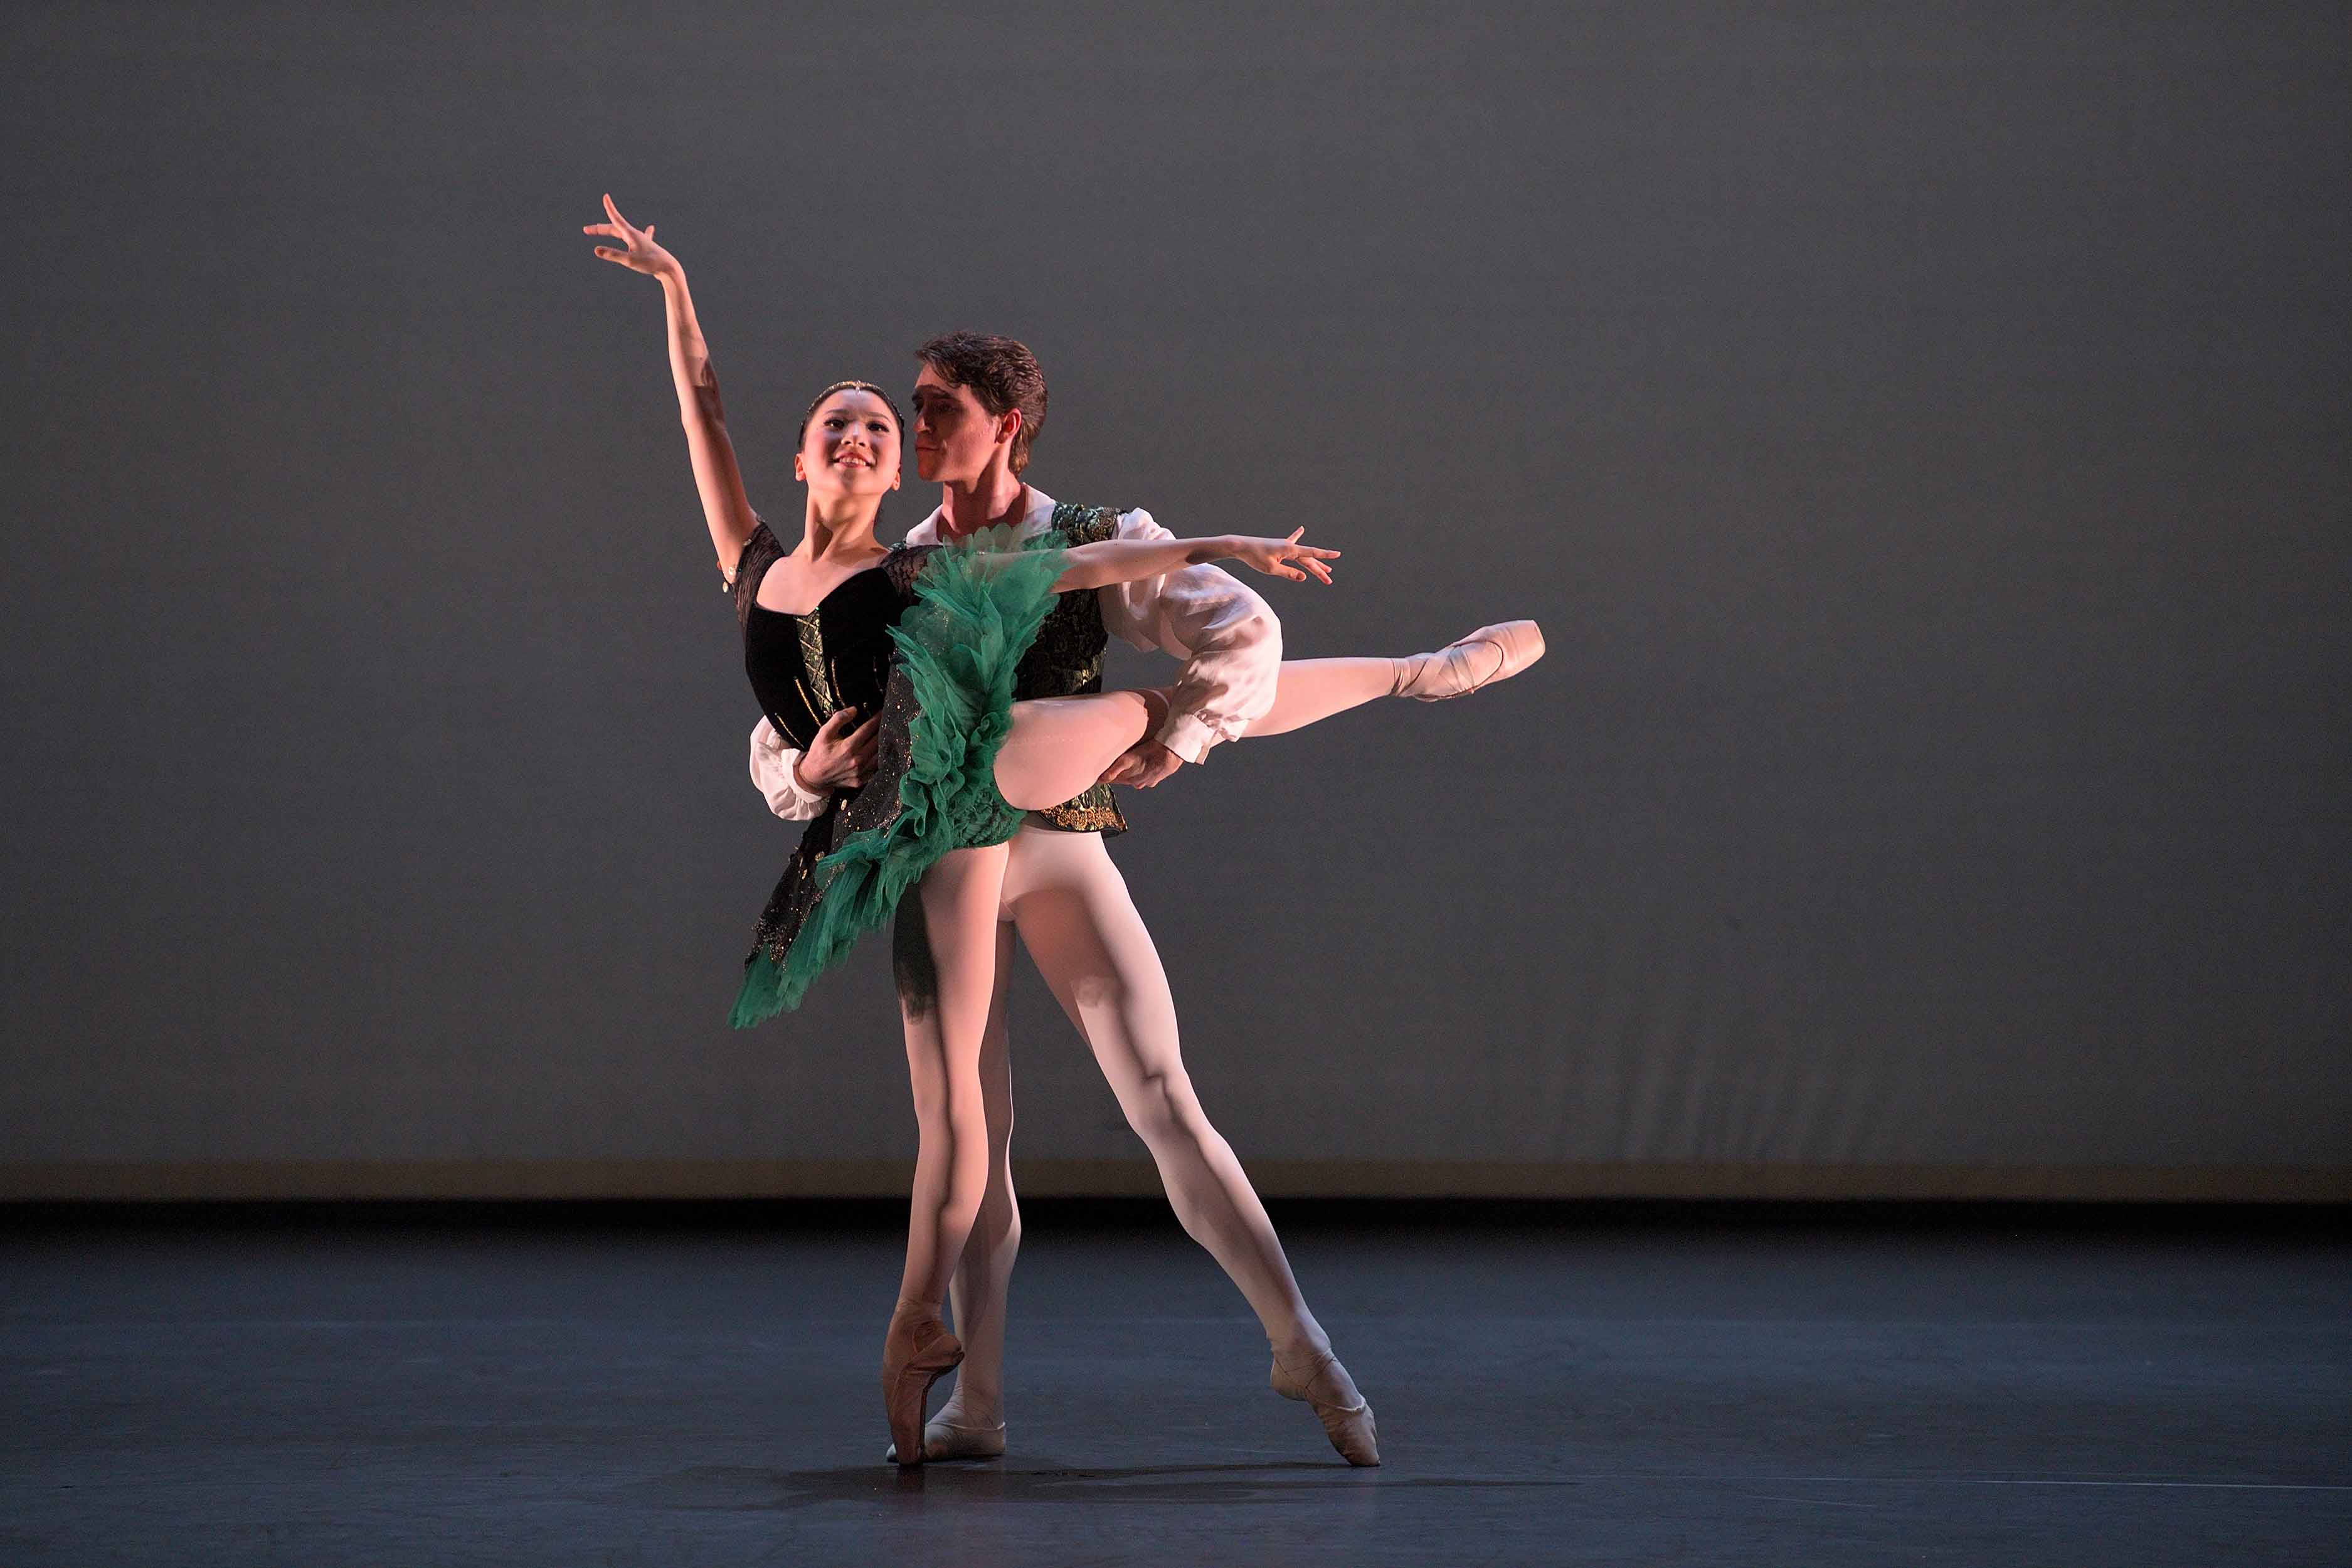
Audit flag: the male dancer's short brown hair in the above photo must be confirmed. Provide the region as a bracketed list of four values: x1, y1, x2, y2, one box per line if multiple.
[918, 332, 1047, 474]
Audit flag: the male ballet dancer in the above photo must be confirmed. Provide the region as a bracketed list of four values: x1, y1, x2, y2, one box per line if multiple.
[752, 333, 1537, 1463]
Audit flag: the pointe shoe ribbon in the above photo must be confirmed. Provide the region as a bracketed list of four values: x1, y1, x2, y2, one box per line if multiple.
[884, 1416, 1009, 1464]
[1394, 620, 1546, 701]
[881, 1308, 965, 1468]
[1270, 1347, 1381, 1466]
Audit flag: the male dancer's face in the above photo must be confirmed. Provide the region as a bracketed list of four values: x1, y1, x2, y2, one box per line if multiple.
[910, 364, 1012, 487]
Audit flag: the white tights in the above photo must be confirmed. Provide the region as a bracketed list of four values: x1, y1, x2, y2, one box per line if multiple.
[990, 654, 1417, 807]
[893, 653, 1423, 1419]
[896, 826, 1338, 1424]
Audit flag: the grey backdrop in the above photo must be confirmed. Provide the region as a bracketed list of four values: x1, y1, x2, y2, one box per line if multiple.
[5, 3, 2346, 1196]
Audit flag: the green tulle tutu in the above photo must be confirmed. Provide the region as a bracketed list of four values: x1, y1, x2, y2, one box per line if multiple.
[729, 527, 1068, 1026]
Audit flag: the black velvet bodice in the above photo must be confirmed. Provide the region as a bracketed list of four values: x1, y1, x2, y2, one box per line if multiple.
[726, 509, 1131, 837]
[732, 522, 932, 750]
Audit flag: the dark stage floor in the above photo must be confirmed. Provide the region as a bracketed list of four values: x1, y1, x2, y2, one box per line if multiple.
[4, 1201, 2347, 1566]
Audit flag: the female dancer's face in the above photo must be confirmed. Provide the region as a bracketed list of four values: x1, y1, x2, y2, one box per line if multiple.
[793, 388, 903, 501]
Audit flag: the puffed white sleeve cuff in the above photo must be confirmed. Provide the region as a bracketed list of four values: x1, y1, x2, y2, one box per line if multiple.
[748, 716, 830, 820]
[1098, 507, 1283, 758]
[1157, 711, 1225, 765]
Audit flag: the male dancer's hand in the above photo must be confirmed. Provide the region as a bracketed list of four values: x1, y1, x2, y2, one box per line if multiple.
[796, 707, 879, 792]
[1100, 740, 1184, 788]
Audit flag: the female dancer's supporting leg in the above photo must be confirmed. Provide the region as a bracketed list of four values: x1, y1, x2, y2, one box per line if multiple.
[885, 682, 1172, 1462]
[884, 916, 1019, 1463]
[882, 840, 1010, 1463]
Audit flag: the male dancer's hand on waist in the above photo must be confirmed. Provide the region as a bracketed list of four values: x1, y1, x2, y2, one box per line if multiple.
[797, 706, 880, 793]
[1100, 740, 1185, 789]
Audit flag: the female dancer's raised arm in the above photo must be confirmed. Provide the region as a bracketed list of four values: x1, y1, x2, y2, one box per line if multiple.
[584, 194, 758, 576]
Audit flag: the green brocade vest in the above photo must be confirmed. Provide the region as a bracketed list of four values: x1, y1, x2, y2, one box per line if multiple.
[1017, 503, 1130, 836]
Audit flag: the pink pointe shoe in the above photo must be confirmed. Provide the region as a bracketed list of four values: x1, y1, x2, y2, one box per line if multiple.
[881, 1304, 965, 1468]
[1270, 1345, 1380, 1466]
[1393, 621, 1546, 701]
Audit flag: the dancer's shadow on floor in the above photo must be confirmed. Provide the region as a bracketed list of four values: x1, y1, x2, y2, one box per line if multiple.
[650, 1461, 1383, 1510]
[650, 1462, 1576, 1512]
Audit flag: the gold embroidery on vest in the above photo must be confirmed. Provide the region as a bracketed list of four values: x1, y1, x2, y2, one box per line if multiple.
[1019, 506, 1132, 835]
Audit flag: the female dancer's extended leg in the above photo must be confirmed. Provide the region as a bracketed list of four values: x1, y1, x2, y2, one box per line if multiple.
[1245, 659, 1406, 736]
[989, 615, 1545, 808]
[993, 689, 1166, 810]
[1245, 622, 1547, 737]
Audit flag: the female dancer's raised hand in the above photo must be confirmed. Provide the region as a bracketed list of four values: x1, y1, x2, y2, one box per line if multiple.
[1227, 529, 1338, 585]
[583, 193, 680, 280]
